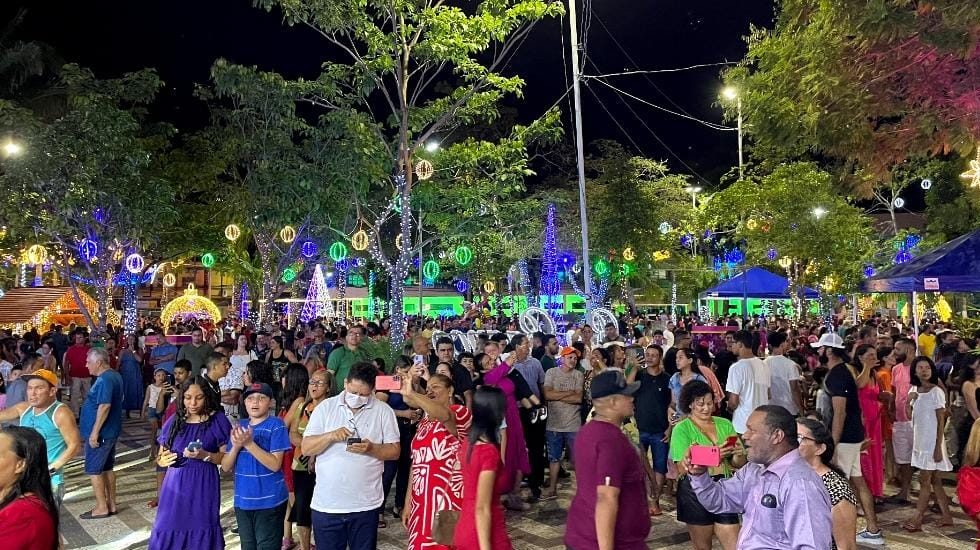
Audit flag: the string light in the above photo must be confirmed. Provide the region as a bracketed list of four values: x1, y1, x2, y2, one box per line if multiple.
[329, 242, 348, 262]
[280, 225, 297, 243]
[201, 253, 215, 268]
[622, 247, 636, 261]
[225, 224, 241, 241]
[367, 271, 376, 320]
[160, 283, 222, 328]
[539, 203, 560, 313]
[123, 273, 138, 334]
[239, 281, 250, 319]
[302, 240, 319, 258]
[422, 260, 440, 280]
[415, 159, 434, 181]
[26, 245, 47, 265]
[351, 230, 369, 251]
[454, 245, 473, 266]
[395, 234, 403, 250]
[300, 264, 335, 322]
[78, 239, 98, 262]
[125, 253, 145, 274]
[162, 273, 176, 287]
[961, 146, 980, 188]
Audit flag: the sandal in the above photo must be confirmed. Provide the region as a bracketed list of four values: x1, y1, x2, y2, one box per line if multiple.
[902, 521, 922, 533]
[648, 505, 663, 516]
[146, 500, 158, 508]
[378, 517, 388, 529]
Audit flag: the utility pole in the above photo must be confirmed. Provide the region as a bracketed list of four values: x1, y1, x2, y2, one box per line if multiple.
[568, 0, 593, 302]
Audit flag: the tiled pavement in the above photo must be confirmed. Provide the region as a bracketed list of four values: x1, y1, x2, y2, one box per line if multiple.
[61, 418, 979, 549]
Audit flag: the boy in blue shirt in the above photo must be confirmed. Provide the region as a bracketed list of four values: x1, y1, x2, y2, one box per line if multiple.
[221, 382, 291, 550]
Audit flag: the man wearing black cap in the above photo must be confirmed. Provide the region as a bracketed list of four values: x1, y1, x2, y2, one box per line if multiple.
[565, 370, 650, 550]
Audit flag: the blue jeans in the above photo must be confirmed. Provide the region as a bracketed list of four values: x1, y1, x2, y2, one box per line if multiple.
[639, 431, 669, 474]
[312, 509, 379, 550]
[235, 501, 287, 550]
[545, 430, 577, 463]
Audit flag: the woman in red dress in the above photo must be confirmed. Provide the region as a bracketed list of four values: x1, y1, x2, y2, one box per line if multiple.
[958, 417, 980, 549]
[455, 386, 512, 550]
[0, 426, 59, 550]
[401, 373, 472, 550]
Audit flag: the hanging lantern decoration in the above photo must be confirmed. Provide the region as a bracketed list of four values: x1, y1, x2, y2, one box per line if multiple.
[571, 262, 582, 274]
[301, 240, 319, 259]
[0, 226, 7, 240]
[680, 234, 693, 248]
[746, 219, 758, 230]
[455, 279, 469, 294]
[422, 260, 440, 280]
[224, 224, 241, 241]
[281, 267, 297, 283]
[395, 234, 404, 251]
[162, 273, 177, 287]
[415, 159, 434, 181]
[893, 197, 905, 208]
[961, 146, 980, 188]
[93, 208, 107, 224]
[594, 259, 611, 276]
[483, 280, 496, 293]
[622, 247, 636, 261]
[279, 225, 297, 243]
[329, 241, 348, 262]
[920, 179, 932, 190]
[766, 247, 778, 261]
[125, 253, 145, 274]
[619, 263, 634, 277]
[761, 221, 771, 232]
[201, 253, 216, 268]
[658, 222, 672, 235]
[454, 245, 473, 266]
[351, 230, 369, 251]
[778, 256, 793, 269]
[653, 250, 671, 261]
[26, 245, 48, 265]
[863, 265, 876, 278]
[78, 239, 98, 262]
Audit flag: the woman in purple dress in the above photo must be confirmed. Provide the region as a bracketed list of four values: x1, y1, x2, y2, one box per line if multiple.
[150, 376, 231, 550]
[482, 344, 531, 511]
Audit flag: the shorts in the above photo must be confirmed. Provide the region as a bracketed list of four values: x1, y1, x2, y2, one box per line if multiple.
[676, 475, 740, 526]
[147, 407, 161, 422]
[53, 482, 64, 509]
[639, 431, 670, 475]
[892, 421, 913, 465]
[84, 438, 118, 475]
[545, 431, 576, 463]
[834, 441, 863, 478]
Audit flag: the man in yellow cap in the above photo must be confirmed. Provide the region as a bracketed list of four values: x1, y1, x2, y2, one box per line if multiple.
[0, 368, 82, 507]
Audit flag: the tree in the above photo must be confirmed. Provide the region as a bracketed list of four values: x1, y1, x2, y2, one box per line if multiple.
[250, 0, 564, 348]
[725, 0, 980, 192]
[0, 64, 176, 330]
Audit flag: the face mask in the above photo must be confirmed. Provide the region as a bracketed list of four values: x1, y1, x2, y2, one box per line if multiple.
[345, 392, 369, 409]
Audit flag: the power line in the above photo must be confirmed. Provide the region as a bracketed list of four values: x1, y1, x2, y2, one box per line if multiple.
[591, 77, 736, 131]
[588, 61, 737, 78]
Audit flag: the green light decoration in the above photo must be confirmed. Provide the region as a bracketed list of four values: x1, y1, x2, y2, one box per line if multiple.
[422, 259, 440, 280]
[281, 267, 297, 283]
[619, 262, 634, 277]
[392, 193, 402, 214]
[329, 242, 348, 262]
[454, 245, 473, 266]
[201, 253, 215, 268]
[594, 259, 610, 276]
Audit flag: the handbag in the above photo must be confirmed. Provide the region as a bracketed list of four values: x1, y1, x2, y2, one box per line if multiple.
[431, 508, 460, 545]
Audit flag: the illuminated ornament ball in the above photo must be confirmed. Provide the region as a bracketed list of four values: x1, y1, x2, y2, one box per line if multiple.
[395, 234, 404, 251]
[161, 283, 222, 328]
[279, 225, 297, 243]
[415, 159, 434, 181]
[863, 265, 876, 278]
[778, 257, 793, 269]
[281, 268, 297, 283]
[455, 279, 469, 294]
[162, 273, 177, 287]
[93, 208, 107, 224]
[201, 253, 216, 269]
[658, 222, 672, 235]
[746, 219, 758, 230]
[920, 179, 932, 190]
[78, 239, 98, 262]
[680, 234, 693, 248]
[571, 262, 582, 274]
[301, 240, 319, 259]
[224, 224, 241, 241]
[594, 259, 611, 276]
[622, 247, 636, 261]
[893, 197, 905, 208]
[125, 253, 145, 274]
[422, 260, 440, 280]
[766, 248, 778, 261]
[351, 230, 369, 251]
[653, 250, 671, 261]
[619, 263, 634, 277]
[0, 226, 6, 240]
[26, 244, 47, 265]
[483, 280, 496, 293]
[454, 245, 473, 266]
[329, 242, 347, 262]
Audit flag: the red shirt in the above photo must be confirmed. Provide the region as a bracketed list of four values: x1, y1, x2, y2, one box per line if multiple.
[0, 494, 57, 550]
[65, 344, 91, 378]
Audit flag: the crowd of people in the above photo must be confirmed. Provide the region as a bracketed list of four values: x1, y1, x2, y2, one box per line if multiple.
[0, 311, 979, 549]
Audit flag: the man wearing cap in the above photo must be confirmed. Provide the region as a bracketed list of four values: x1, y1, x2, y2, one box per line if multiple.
[565, 370, 650, 550]
[0, 367, 81, 506]
[79, 347, 125, 519]
[542, 346, 584, 500]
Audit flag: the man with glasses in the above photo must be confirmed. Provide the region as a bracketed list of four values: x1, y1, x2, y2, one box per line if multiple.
[685, 405, 832, 550]
[327, 327, 371, 395]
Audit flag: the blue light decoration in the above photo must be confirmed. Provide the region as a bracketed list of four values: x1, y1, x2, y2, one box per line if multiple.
[353, 257, 366, 268]
[78, 239, 98, 262]
[455, 279, 470, 294]
[766, 247, 778, 261]
[412, 256, 420, 269]
[904, 233, 922, 250]
[539, 203, 560, 313]
[894, 250, 913, 264]
[680, 234, 693, 248]
[367, 271, 376, 320]
[703, 229, 713, 239]
[863, 265, 876, 278]
[658, 222, 672, 235]
[93, 208, 107, 224]
[239, 282, 250, 319]
[301, 240, 318, 258]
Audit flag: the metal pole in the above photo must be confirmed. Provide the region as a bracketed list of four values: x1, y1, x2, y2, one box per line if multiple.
[911, 291, 920, 344]
[418, 206, 424, 318]
[568, 0, 592, 302]
[736, 97, 744, 180]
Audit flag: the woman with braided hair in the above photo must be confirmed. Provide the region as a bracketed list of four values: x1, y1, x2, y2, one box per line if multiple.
[149, 376, 231, 550]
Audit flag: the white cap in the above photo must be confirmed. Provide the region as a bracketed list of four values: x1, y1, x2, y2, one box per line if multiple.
[810, 332, 845, 349]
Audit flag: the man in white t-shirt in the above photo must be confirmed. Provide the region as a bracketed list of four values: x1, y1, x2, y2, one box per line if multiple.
[764, 331, 803, 416]
[301, 362, 399, 550]
[725, 330, 771, 433]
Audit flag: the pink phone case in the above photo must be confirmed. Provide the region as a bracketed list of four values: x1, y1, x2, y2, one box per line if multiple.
[375, 375, 401, 391]
[690, 445, 721, 468]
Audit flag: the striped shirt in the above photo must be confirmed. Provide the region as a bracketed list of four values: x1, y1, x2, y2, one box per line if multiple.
[227, 415, 291, 510]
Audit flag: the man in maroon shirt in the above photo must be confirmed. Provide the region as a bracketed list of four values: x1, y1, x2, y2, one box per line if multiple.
[63, 331, 91, 418]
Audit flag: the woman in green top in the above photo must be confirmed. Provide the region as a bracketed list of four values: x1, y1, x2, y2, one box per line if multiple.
[669, 380, 745, 550]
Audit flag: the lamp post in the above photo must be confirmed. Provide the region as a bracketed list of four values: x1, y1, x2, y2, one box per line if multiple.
[684, 185, 702, 208]
[2, 140, 23, 157]
[721, 87, 744, 180]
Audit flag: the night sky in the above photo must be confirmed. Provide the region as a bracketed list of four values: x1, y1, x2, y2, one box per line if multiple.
[4, 0, 775, 186]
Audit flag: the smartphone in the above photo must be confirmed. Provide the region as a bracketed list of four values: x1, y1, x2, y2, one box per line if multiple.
[412, 354, 426, 366]
[724, 435, 740, 448]
[690, 445, 721, 468]
[186, 440, 203, 453]
[376, 375, 401, 391]
[346, 437, 362, 447]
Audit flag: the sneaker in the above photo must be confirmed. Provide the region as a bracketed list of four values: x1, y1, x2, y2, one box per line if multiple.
[856, 529, 885, 545]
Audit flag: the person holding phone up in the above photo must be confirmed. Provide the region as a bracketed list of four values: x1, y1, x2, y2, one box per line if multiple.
[669, 381, 743, 550]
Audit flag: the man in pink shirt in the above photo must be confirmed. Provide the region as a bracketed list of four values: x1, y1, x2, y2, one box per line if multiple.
[889, 338, 916, 503]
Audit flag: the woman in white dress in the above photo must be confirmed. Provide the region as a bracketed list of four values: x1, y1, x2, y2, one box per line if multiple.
[902, 355, 954, 531]
[221, 334, 255, 422]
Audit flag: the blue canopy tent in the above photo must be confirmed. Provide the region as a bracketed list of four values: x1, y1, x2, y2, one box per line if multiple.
[863, 229, 980, 293]
[700, 267, 818, 318]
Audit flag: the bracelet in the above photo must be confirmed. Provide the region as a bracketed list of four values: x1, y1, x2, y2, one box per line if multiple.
[203, 452, 212, 463]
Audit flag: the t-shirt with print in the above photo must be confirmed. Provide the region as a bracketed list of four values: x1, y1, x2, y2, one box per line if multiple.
[725, 356, 771, 433]
[544, 367, 584, 433]
[669, 416, 739, 477]
[824, 364, 865, 444]
[766, 355, 802, 416]
[227, 415, 291, 510]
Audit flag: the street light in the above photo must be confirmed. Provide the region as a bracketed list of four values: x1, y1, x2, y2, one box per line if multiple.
[2, 141, 22, 157]
[720, 86, 744, 180]
[812, 206, 828, 219]
[425, 141, 440, 153]
[684, 185, 703, 208]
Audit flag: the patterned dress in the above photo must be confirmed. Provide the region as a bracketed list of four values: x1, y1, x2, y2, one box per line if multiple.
[407, 404, 473, 550]
[821, 469, 858, 550]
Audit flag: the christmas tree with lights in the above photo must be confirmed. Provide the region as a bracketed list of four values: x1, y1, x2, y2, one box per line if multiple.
[539, 203, 560, 313]
[300, 264, 335, 322]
